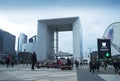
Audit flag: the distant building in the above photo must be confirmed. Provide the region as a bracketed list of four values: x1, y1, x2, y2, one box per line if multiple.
[22, 35, 36, 53]
[22, 43, 36, 53]
[17, 33, 27, 52]
[0, 29, 16, 60]
[17, 35, 36, 62]
[29, 35, 36, 43]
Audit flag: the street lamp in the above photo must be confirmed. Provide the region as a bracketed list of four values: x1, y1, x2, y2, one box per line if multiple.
[89, 48, 92, 61]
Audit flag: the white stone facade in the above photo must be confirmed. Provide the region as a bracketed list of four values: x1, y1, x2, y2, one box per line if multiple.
[36, 17, 83, 61]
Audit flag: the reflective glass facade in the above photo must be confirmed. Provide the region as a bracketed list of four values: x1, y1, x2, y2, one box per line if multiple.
[17, 33, 27, 52]
[0, 29, 15, 59]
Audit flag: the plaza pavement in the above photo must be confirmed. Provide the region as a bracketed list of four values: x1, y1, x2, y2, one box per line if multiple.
[78, 65, 120, 81]
[0, 64, 77, 81]
[0, 64, 120, 81]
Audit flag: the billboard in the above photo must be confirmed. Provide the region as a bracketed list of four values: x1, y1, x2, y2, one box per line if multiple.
[97, 39, 111, 59]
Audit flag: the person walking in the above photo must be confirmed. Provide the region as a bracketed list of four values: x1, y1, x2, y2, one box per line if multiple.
[6, 55, 11, 68]
[118, 61, 120, 75]
[75, 60, 79, 68]
[95, 61, 100, 72]
[66, 58, 72, 66]
[113, 60, 118, 73]
[31, 52, 37, 70]
[89, 61, 95, 72]
[11, 58, 15, 68]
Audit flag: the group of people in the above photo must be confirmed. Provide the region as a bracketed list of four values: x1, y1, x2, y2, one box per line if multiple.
[5, 52, 120, 74]
[89, 60, 120, 74]
[4, 52, 37, 70]
[113, 60, 120, 74]
[74, 60, 101, 72]
[4, 52, 73, 70]
[89, 61, 101, 72]
[30, 50, 120, 75]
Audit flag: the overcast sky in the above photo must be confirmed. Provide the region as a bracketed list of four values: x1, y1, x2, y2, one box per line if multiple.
[0, 0, 120, 57]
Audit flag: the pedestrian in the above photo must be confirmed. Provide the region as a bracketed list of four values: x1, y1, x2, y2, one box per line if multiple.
[66, 58, 72, 66]
[89, 61, 95, 72]
[75, 60, 79, 68]
[113, 60, 118, 73]
[31, 52, 37, 70]
[95, 61, 100, 72]
[11, 58, 15, 68]
[104, 62, 107, 70]
[117, 61, 120, 75]
[5, 55, 11, 68]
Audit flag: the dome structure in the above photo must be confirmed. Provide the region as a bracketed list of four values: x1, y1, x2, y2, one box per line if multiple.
[102, 22, 120, 56]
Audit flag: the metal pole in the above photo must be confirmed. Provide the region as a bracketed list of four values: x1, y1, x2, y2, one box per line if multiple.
[89, 48, 91, 61]
[56, 28, 58, 54]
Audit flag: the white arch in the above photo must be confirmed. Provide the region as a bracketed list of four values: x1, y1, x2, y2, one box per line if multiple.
[36, 17, 83, 61]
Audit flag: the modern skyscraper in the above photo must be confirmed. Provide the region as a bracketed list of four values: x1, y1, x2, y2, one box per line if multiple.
[22, 35, 36, 53]
[17, 33, 27, 52]
[0, 29, 16, 60]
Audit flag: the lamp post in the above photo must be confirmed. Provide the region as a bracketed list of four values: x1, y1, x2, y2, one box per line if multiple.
[89, 48, 92, 61]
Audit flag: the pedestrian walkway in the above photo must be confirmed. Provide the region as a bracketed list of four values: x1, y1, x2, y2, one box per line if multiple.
[76, 68, 105, 81]
[79, 65, 115, 74]
[0, 64, 77, 81]
[0, 64, 120, 81]
[77, 65, 120, 81]
[98, 74, 120, 81]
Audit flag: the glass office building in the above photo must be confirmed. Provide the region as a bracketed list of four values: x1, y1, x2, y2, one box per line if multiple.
[17, 33, 27, 52]
[22, 35, 36, 53]
[0, 29, 16, 60]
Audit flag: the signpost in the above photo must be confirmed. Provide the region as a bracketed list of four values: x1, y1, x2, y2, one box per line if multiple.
[97, 39, 111, 59]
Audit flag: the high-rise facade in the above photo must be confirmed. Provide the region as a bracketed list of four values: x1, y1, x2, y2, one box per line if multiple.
[17, 33, 27, 52]
[0, 29, 16, 60]
[29, 35, 36, 43]
[22, 35, 36, 53]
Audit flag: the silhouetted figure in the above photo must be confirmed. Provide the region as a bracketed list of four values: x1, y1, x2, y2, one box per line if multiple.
[89, 61, 95, 72]
[11, 58, 15, 68]
[95, 61, 100, 72]
[6, 55, 11, 68]
[75, 60, 79, 68]
[104, 62, 107, 70]
[31, 52, 37, 70]
[66, 58, 72, 66]
[113, 60, 119, 73]
[118, 61, 120, 75]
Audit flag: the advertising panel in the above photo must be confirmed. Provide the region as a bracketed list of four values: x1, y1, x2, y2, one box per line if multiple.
[97, 39, 111, 59]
